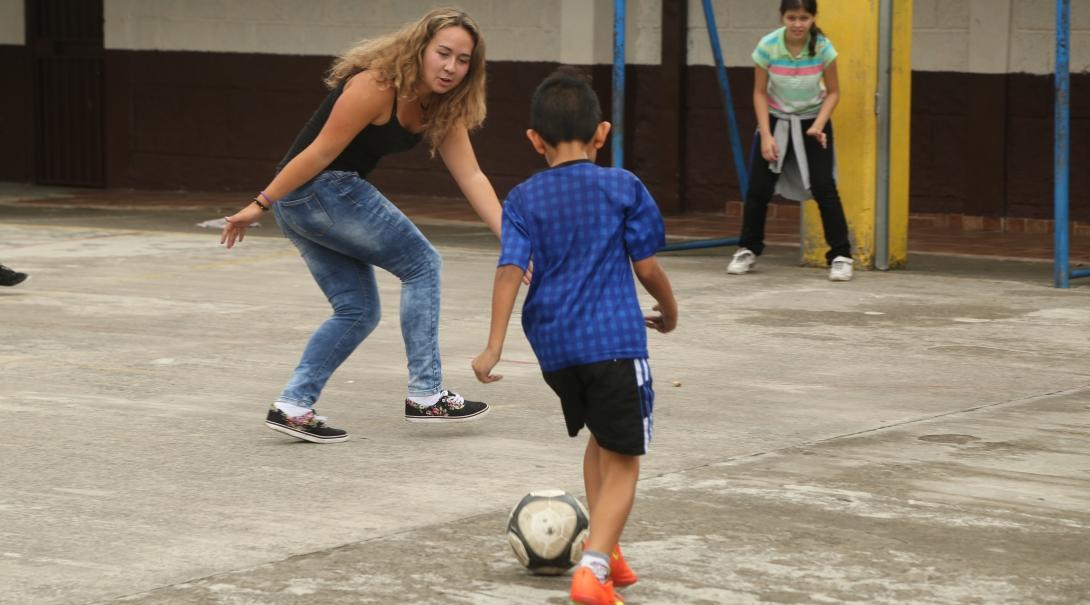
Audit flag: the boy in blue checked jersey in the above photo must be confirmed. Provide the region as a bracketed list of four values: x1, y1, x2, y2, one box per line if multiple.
[472, 69, 677, 605]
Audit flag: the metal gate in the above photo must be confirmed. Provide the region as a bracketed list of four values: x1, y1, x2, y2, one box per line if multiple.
[28, 0, 106, 187]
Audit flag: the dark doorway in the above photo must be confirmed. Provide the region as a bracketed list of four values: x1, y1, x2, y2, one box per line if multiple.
[27, 0, 106, 187]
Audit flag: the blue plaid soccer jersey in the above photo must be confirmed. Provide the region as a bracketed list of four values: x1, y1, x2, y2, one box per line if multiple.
[498, 159, 665, 372]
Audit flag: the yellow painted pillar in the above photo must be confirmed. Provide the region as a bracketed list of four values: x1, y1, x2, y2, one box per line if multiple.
[887, 0, 913, 268]
[799, 0, 911, 268]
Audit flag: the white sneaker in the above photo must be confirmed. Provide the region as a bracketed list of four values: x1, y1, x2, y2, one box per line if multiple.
[726, 248, 756, 275]
[829, 256, 853, 281]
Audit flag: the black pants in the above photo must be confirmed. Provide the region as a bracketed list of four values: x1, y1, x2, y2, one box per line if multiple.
[739, 117, 851, 264]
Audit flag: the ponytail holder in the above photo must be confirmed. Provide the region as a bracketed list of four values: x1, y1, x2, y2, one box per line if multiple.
[258, 191, 275, 205]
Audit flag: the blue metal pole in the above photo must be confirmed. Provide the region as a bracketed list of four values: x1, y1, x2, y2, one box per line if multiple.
[612, 0, 625, 168]
[1054, 0, 1070, 288]
[702, 0, 748, 198]
[659, 1, 747, 254]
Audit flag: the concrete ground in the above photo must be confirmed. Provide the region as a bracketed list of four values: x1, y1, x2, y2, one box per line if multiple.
[0, 187, 1088, 605]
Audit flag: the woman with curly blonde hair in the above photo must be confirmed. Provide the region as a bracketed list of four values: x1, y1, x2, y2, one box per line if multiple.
[220, 7, 502, 443]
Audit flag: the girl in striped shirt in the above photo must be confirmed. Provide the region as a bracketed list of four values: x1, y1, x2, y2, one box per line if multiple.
[727, 0, 854, 281]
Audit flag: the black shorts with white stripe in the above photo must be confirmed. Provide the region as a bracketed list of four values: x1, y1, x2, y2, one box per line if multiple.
[542, 358, 654, 456]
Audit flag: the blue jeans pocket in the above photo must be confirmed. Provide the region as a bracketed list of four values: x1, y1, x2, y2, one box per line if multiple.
[279, 192, 334, 238]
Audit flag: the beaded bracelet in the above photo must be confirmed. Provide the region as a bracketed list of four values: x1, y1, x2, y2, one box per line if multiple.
[252, 197, 270, 212]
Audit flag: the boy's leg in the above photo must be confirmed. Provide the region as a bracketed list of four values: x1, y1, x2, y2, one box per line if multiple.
[583, 435, 603, 511]
[582, 358, 652, 554]
[583, 436, 639, 588]
[573, 437, 640, 603]
[549, 360, 648, 602]
[585, 438, 640, 554]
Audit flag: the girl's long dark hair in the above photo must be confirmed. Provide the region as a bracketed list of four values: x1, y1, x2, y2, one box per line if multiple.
[780, 0, 823, 57]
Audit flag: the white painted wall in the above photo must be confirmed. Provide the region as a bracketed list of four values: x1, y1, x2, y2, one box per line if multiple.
[103, 0, 665, 64]
[967, 0, 1011, 74]
[912, 0, 1089, 74]
[912, 0, 972, 72]
[1008, 0, 1090, 74]
[686, 0, 783, 69]
[98, 0, 1090, 74]
[105, 0, 552, 59]
[626, 0, 664, 65]
[0, 0, 23, 45]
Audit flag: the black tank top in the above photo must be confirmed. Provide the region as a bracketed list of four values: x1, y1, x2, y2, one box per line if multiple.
[277, 76, 423, 178]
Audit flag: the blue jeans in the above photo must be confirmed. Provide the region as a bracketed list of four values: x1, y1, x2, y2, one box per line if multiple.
[273, 170, 444, 407]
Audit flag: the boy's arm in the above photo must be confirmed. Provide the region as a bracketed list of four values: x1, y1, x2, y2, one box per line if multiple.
[633, 256, 678, 333]
[472, 265, 526, 382]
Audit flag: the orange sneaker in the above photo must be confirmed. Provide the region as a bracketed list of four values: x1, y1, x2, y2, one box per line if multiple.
[609, 544, 638, 587]
[570, 567, 624, 605]
[582, 542, 639, 588]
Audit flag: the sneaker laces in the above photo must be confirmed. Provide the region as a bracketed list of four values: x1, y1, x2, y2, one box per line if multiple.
[439, 390, 465, 409]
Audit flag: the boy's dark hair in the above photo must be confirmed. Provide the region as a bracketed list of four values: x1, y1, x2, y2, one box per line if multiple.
[530, 68, 602, 146]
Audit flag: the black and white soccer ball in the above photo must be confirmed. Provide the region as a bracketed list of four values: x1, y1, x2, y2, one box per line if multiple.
[506, 489, 590, 575]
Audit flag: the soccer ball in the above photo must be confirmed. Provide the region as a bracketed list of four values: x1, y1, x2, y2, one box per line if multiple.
[506, 489, 590, 575]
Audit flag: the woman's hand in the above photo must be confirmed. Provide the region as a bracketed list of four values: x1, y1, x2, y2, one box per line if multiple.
[220, 203, 265, 249]
[760, 134, 779, 162]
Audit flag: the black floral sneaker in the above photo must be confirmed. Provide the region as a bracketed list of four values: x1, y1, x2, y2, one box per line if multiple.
[404, 390, 490, 423]
[265, 405, 348, 443]
[0, 265, 28, 287]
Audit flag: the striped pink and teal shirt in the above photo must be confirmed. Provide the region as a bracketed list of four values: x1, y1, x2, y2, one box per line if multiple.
[752, 27, 838, 118]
